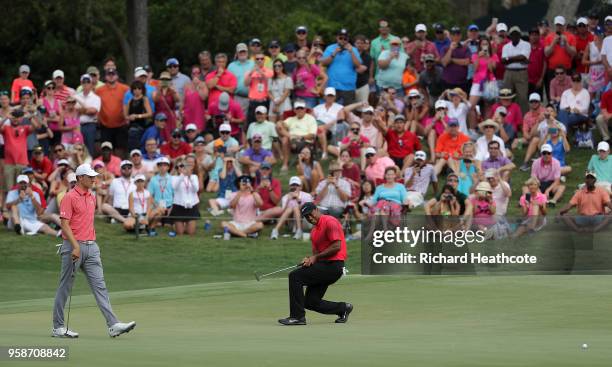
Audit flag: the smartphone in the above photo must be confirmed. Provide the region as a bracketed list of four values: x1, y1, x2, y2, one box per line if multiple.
[525, 193, 531, 203]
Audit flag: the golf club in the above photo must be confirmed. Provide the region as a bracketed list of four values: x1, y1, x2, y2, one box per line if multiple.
[254, 263, 303, 281]
[65, 260, 77, 337]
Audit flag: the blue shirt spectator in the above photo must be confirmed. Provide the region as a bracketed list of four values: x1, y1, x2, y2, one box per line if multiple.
[148, 172, 174, 209]
[322, 41, 362, 91]
[6, 189, 41, 221]
[228, 54, 254, 98]
[371, 183, 407, 205]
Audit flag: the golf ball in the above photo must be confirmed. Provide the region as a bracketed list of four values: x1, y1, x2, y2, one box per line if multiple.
[581, 343, 588, 350]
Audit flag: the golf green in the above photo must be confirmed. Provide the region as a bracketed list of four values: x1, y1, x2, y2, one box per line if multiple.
[1, 275, 611, 366]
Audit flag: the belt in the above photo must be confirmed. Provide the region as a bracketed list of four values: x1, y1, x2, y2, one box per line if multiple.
[78, 240, 96, 245]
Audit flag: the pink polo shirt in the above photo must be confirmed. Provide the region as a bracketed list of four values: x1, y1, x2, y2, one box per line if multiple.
[365, 156, 395, 182]
[60, 185, 97, 241]
[531, 157, 561, 182]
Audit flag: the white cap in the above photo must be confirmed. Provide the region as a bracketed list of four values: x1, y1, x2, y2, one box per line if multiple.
[365, 147, 377, 156]
[57, 159, 70, 166]
[120, 160, 133, 167]
[434, 100, 448, 109]
[606, 15, 612, 23]
[576, 17, 588, 25]
[408, 89, 421, 98]
[75, 163, 99, 177]
[289, 176, 302, 186]
[255, 105, 268, 114]
[134, 67, 148, 78]
[484, 168, 497, 179]
[415, 23, 427, 33]
[185, 123, 197, 131]
[80, 74, 92, 82]
[554, 15, 566, 26]
[540, 144, 553, 153]
[528, 93, 541, 102]
[361, 106, 374, 113]
[19, 64, 30, 73]
[52, 69, 64, 79]
[495, 106, 508, 115]
[414, 150, 427, 160]
[157, 156, 171, 165]
[16, 175, 29, 183]
[219, 123, 232, 132]
[324, 87, 336, 96]
[496, 23, 508, 32]
[294, 100, 306, 109]
[130, 149, 142, 156]
[101, 141, 113, 150]
[67, 172, 77, 183]
[597, 141, 610, 151]
[134, 174, 146, 182]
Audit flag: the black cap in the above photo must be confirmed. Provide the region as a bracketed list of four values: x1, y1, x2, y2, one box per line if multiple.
[268, 40, 281, 48]
[300, 202, 318, 218]
[284, 43, 297, 52]
[450, 26, 461, 34]
[538, 19, 549, 26]
[433, 23, 445, 32]
[337, 28, 349, 36]
[171, 128, 182, 137]
[236, 175, 252, 186]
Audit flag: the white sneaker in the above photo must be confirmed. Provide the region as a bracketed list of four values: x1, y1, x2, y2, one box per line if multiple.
[210, 209, 224, 217]
[293, 229, 303, 240]
[270, 228, 279, 240]
[52, 327, 79, 338]
[223, 232, 231, 240]
[560, 175, 567, 183]
[108, 321, 136, 338]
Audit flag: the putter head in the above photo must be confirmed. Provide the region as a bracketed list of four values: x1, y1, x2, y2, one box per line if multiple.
[254, 271, 261, 282]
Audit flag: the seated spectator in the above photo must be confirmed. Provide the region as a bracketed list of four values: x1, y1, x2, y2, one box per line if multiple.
[205, 141, 226, 193]
[433, 118, 470, 175]
[374, 114, 420, 170]
[378, 87, 405, 116]
[130, 149, 148, 177]
[404, 89, 430, 131]
[528, 144, 565, 207]
[254, 162, 283, 221]
[484, 168, 512, 219]
[161, 128, 193, 161]
[193, 136, 214, 182]
[19, 167, 50, 222]
[238, 133, 275, 175]
[404, 150, 438, 208]
[426, 184, 462, 216]
[520, 104, 566, 171]
[183, 124, 200, 144]
[557, 73, 590, 130]
[92, 161, 114, 211]
[559, 171, 612, 232]
[541, 125, 571, 177]
[313, 87, 345, 158]
[587, 142, 612, 193]
[549, 66, 571, 105]
[221, 175, 264, 239]
[327, 121, 370, 167]
[6, 175, 60, 236]
[206, 123, 240, 157]
[270, 176, 313, 240]
[168, 160, 200, 236]
[140, 112, 167, 152]
[475, 119, 508, 161]
[96, 141, 121, 177]
[364, 147, 395, 183]
[292, 49, 324, 108]
[489, 89, 522, 143]
[424, 172, 472, 217]
[128, 174, 159, 236]
[296, 146, 323, 194]
[29, 145, 53, 191]
[208, 156, 242, 216]
[516, 93, 545, 149]
[401, 58, 419, 96]
[513, 177, 547, 238]
[147, 157, 174, 229]
[339, 149, 361, 203]
[344, 103, 384, 153]
[481, 140, 515, 182]
[596, 88, 612, 143]
[355, 180, 375, 221]
[452, 141, 480, 196]
[101, 160, 137, 230]
[46, 165, 73, 215]
[246, 106, 279, 156]
[315, 162, 351, 218]
[470, 181, 496, 232]
[277, 100, 317, 171]
[368, 166, 408, 221]
[69, 143, 92, 168]
[142, 138, 163, 175]
[207, 92, 246, 142]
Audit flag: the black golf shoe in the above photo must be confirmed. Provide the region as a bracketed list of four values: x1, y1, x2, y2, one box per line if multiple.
[335, 303, 353, 323]
[278, 317, 306, 326]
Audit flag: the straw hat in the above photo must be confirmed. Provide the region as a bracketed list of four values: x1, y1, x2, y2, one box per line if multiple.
[478, 119, 500, 133]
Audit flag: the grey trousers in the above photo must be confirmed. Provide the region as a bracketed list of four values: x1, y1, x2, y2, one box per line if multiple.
[503, 69, 529, 113]
[53, 240, 119, 328]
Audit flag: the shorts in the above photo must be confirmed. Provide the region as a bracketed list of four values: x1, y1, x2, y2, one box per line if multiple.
[115, 208, 130, 217]
[229, 220, 256, 232]
[216, 197, 231, 209]
[520, 216, 547, 232]
[21, 218, 45, 235]
[539, 181, 554, 195]
[574, 215, 606, 227]
[168, 204, 200, 222]
[390, 156, 405, 168]
[469, 83, 482, 97]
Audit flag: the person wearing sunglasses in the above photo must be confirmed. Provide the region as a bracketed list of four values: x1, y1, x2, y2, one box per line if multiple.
[295, 25, 309, 51]
[548, 66, 571, 105]
[266, 40, 287, 69]
[160, 128, 193, 161]
[292, 49, 325, 108]
[557, 73, 591, 133]
[165, 57, 190, 98]
[320, 28, 363, 106]
[11, 64, 35, 105]
[205, 53, 238, 112]
[1, 109, 41, 190]
[268, 60, 293, 122]
[228, 43, 255, 116]
[528, 144, 566, 207]
[245, 52, 273, 125]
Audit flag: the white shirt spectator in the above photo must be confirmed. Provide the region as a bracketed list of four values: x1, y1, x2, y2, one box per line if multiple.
[74, 90, 101, 124]
[131, 188, 151, 215]
[313, 102, 343, 127]
[447, 102, 471, 134]
[536, 119, 567, 139]
[475, 135, 507, 161]
[171, 174, 199, 208]
[560, 88, 590, 116]
[315, 178, 351, 208]
[109, 177, 136, 209]
[491, 180, 511, 216]
[501, 40, 531, 69]
[404, 164, 437, 194]
[601, 35, 612, 65]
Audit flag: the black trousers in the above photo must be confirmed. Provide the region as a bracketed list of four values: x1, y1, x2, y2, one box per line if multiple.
[289, 261, 345, 319]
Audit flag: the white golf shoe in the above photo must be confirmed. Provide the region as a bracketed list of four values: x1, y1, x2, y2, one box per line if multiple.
[52, 327, 79, 338]
[108, 321, 136, 337]
[270, 228, 279, 240]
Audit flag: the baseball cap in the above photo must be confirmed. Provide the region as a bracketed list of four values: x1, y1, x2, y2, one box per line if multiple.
[166, 57, 180, 66]
[415, 151, 427, 160]
[423, 53, 435, 62]
[19, 65, 30, 73]
[194, 136, 206, 144]
[433, 23, 444, 32]
[300, 202, 318, 217]
[20, 86, 33, 95]
[393, 114, 406, 122]
[134, 174, 146, 182]
[337, 28, 349, 36]
[120, 160, 133, 168]
[218, 92, 230, 111]
[219, 123, 232, 133]
[576, 17, 588, 25]
[484, 168, 497, 179]
[268, 40, 281, 48]
[21, 167, 34, 174]
[261, 161, 272, 169]
[57, 159, 71, 167]
[434, 100, 448, 109]
[105, 67, 117, 75]
[365, 147, 377, 156]
[236, 43, 248, 52]
[294, 100, 306, 109]
[80, 74, 92, 82]
[289, 176, 302, 186]
[155, 112, 168, 121]
[595, 26, 605, 36]
[379, 19, 389, 28]
[509, 26, 522, 34]
[134, 67, 147, 78]
[496, 106, 508, 115]
[44, 80, 55, 88]
[496, 23, 508, 32]
[362, 106, 374, 113]
[11, 109, 24, 118]
[415, 24, 427, 33]
[284, 43, 297, 53]
[238, 175, 252, 184]
[185, 123, 197, 131]
[92, 160, 105, 169]
[159, 71, 171, 80]
[255, 105, 268, 114]
[448, 118, 459, 126]
[447, 171, 459, 179]
[86, 66, 100, 75]
[296, 25, 308, 33]
[157, 156, 171, 165]
[250, 38, 262, 45]
[529, 27, 540, 35]
[101, 141, 113, 150]
[606, 16, 612, 23]
[324, 87, 336, 96]
[16, 175, 29, 183]
[554, 16, 566, 26]
[585, 171, 597, 179]
[450, 26, 462, 34]
[252, 133, 263, 142]
[408, 89, 421, 98]
[67, 172, 77, 183]
[171, 128, 182, 137]
[130, 149, 142, 156]
[597, 141, 610, 151]
[52, 70, 64, 79]
[539, 19, 550, 26]
[75, 163, 99, 177]
[540, 144, 553, 153]
[529, 93, 541, 102]
[468, 24, 479, 31]
[475, 181, 493, 193]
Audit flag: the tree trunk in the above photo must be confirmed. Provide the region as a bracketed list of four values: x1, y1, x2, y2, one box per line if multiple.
[128, 0, 149, 77]
[545, 0, 580, 24]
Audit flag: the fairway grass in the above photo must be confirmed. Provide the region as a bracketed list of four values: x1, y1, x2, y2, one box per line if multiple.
[1, 275, 611, 367]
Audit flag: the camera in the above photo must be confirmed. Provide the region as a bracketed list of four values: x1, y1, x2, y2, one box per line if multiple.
[37, 105, 47, 114]
[443, 193, 455, 201]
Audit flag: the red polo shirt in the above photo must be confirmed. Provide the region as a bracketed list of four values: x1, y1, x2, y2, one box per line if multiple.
[160, 141, 193, 159]
[543, 32, 577, 70]
[600, 89, 612, 113]
[575, 33, 594, 74]
[527, 43, 546, 84]
[60, 185, 97, 241]
[386, 129, 421, 159]
[255, 178, 282, 210]
[2, 124, 32, 165]
[311, 214, 347, 261]
[30, 156, 54, 179]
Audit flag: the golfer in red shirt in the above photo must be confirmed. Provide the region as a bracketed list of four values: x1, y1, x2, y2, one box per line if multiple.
[278, 202, 353, 326]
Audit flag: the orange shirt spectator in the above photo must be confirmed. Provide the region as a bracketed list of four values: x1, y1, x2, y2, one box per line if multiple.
[568, 186, 610, 216]
[97, 76, 129, 128]
[543, 31, 577, 71]
[435, 130, 470, 159]
[11, 65, 35, 104]
[401, 68, 418, 95]
[246, 66, 273, 100]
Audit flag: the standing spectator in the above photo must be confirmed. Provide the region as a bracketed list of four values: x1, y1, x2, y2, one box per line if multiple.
[404, 150, 437, 208]
[419, 54, 445, 102]
[433, 23, 450, 56]
[267, 60, 293, 122]
[11, 65, 35, 105]
[557, 74, 590, 130]
[2, 109, 40, 189]
[406, 24, 439, 73]
[574, 18, 594, 81]
[124, 67, 156, 114]
[198, 51, 216, 78]
[433, 119, 470, 175]
[169, 160, 200, 236]
[59, 95, 82, 150]
[582, 26, 606, 99]
[370, 19, 397, 76]
[315, 162, 351, 218]
[559, 172, 612, 232]
[283, 44, 298, 75]
[469, 37, 498, 108]
[147, 156, 174, 226]
[153, 71, 180, 142]
[270, 176, 313, 240]
[373, 114, 420, 170]
[543, 16, 577, 99]
[161, 128, 193, 161]
[97, 68, 129, 157]
[364, 147, 395, 183]
[166, 58, 190, 97]
[181, 69, 208, 132]
[208, 92, 246, 142]
[293, 50, 326, 108]
[221, 175, 264, 239]
[320, 28, 363, 105]
[40, 80, 63, 148]
[124, 80, 153, 152]
[530, 144, 565, 207]
[587, 142, 612, 193]
[528, 28, 547, 97]
[205, 53, 237, 110]
[102, 160, 136, 229]
[502, 26, 531, 112]
[295, 25, 309, 50]
[51, 70, 74, 104]
[245, 52, 273, 124]
[354, 35, 372, 103]
[440, 26, 471, 91]
[266, 40, 287, 69]
[74, 75, 101, 156]
[376, 37, 409, 94]
[96, 141, 122, 177]
[228, 43, 254, 115]
[6, 175, 59, 236]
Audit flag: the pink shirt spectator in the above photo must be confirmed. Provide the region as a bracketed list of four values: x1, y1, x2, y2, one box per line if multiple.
[207, 98, 245, 137]
[205, 70, 237, 109]
[470, 197, 496, 227]
[522, 107, 545, 136]
[422, 115, 449, 136]
[405, 40, 439, 72]
[365, 156, 395, 183]
[530, 157, 561, 182]
[490, 102, 522, 131]
[182, 88, 206, 131]
[60, 186, 97, 241]
[293, 64, 321, 98]
[549, 75, 572, 101]
[233, 193, 258, 224]
[471, 54, 499, 84]
[95, 155, 122, 177]
[519, 191, 547, 216]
